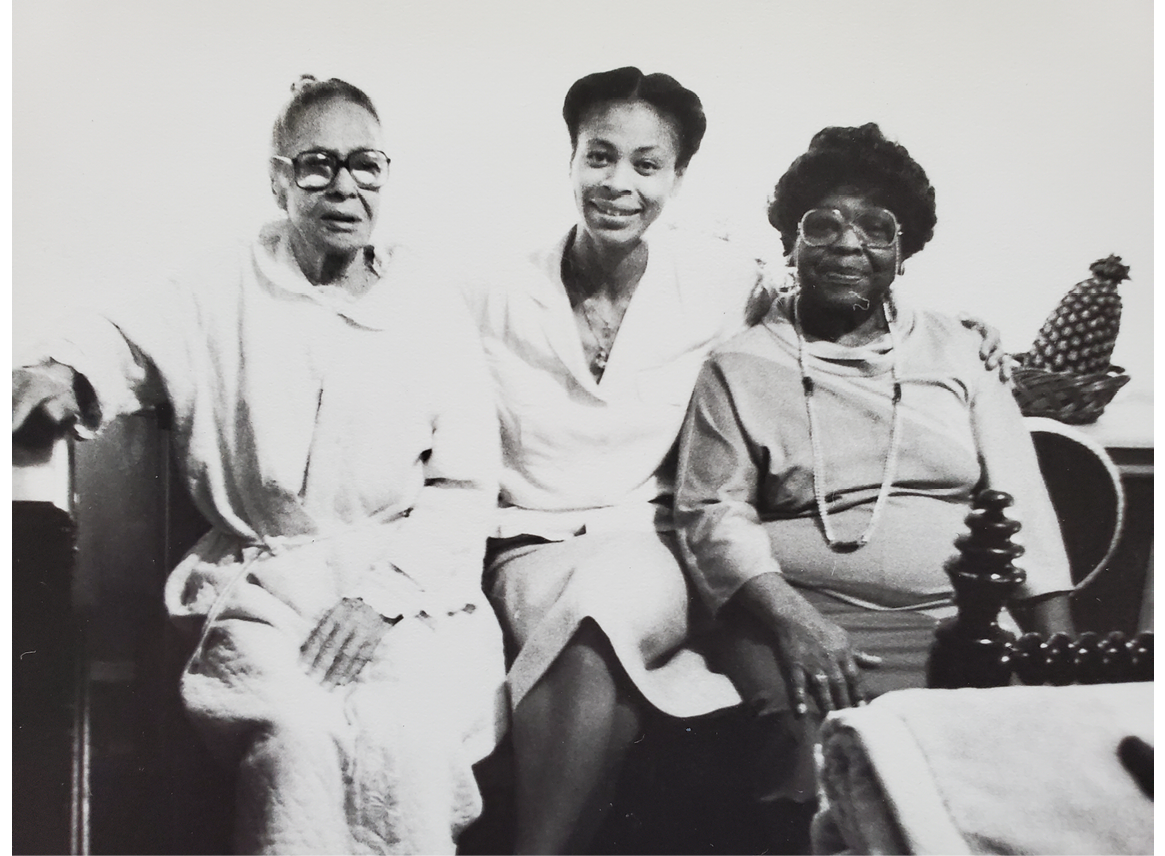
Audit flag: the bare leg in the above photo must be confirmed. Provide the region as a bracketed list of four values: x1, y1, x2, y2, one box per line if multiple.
[511, 619, 643, 855]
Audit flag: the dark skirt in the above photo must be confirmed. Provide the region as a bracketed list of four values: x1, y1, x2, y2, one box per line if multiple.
[711, 587, 945, 802]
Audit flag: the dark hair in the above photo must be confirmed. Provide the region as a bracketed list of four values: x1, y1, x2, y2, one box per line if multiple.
[768, 123, 936, 260]
[271, 75, 380, 155]
[562, 67, 706, 171]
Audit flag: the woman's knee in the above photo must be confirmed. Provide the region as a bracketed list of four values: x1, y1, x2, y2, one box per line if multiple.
[537, 619, 622, 693]
[522, 620, 643, 720]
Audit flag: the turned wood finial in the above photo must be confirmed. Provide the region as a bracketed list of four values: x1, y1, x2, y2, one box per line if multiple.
[928, 490, 1153, 689]
[927, 490, 1026, 688]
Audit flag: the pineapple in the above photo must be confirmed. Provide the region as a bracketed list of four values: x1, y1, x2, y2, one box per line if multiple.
[1023, 254, 1130, 375]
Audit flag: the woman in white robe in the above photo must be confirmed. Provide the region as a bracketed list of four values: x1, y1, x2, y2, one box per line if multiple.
[12, 76, 505, 855]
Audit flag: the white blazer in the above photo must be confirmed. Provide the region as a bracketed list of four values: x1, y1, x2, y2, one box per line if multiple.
[463, 226, 762, 539]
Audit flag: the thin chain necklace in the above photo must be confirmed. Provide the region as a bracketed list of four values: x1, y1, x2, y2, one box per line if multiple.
[577, 302, 614, 373]
[792, 295, 904, 552]
[560, 230, 640, 378]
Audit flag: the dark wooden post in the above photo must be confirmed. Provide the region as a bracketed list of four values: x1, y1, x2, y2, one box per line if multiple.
[927, 490, 1025, 689]
[929, 489, 1153, 689]
[13, 500, 82, 855]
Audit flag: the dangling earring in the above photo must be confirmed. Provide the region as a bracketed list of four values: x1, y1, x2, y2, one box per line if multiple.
[784, 258, 800, 292]
[785, 244, 801, 292]
[894, 241, 905, 276]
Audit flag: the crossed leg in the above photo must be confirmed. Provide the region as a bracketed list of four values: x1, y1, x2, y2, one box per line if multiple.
[510, 618, 643, 855]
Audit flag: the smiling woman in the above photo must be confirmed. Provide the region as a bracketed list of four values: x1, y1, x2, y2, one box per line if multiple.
[559, 68, 707, 379]
[458, 66, 758, 855]
[572, 101, 677, 243]
[12, 75, 506, 855]
[564, 98, 684, 373]
[674, 124, 1076, 837]
[793, 191, 902, 339]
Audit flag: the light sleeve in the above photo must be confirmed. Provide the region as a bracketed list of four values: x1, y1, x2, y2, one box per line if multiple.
[26, 319, 162, 431]
[970, 371, 1074, 599]
[350, 292, 500, 616]
[675, 357, 785, 614]
[21, 266, 214, 432]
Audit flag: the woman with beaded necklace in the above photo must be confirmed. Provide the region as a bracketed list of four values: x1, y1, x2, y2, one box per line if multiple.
[675, 123, 1075, 839]
[462, 71, 1010, 853]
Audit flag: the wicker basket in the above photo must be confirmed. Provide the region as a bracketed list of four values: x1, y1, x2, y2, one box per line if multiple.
[1010, 364, 1130, 425]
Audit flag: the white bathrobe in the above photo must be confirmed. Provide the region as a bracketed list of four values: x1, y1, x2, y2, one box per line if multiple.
[35, 221, 507, 854]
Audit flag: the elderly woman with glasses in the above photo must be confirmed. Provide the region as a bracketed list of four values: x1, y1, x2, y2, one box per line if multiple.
[11, 75, 505, 854]
[462, 69, 1009, 854]
[674, 123, 1074, 841]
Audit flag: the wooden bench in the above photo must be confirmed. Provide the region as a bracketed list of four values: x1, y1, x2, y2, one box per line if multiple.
[13, 419, 1152, 854]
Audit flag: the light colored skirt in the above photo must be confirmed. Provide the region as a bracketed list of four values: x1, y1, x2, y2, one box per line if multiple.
[486, 530, 742, 717]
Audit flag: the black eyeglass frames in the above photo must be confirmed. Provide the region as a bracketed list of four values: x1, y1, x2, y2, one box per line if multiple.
[271, 149, 390, 190]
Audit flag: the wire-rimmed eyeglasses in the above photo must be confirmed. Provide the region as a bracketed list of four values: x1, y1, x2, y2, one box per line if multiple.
[798, 207, 901, 248]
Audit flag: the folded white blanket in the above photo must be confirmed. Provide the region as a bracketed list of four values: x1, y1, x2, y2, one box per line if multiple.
[813, 683, 1153, 855]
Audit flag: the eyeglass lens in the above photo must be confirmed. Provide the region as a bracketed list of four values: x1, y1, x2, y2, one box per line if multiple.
[293, 150, 389, 190]
[801, 209, 898, 247]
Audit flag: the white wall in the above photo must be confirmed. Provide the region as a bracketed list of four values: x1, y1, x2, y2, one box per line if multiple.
[13, 0, 1153, 395]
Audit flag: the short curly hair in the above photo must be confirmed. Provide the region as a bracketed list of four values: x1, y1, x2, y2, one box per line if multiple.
[271, 75, 380, 156]
[563, 67, 706, 172]
[768, 123, 936, 260]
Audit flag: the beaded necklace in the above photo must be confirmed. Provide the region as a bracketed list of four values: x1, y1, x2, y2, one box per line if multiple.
[792, 294, 904, 552]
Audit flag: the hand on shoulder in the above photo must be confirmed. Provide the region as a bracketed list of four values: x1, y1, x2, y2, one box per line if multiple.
[956, 311, 1014, 384]
[12, 361, 97, 445]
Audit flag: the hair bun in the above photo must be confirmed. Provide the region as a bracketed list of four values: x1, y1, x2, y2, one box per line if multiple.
[290, 74, 318, 95]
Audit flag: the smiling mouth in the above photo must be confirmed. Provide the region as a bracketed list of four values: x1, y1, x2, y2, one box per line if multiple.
[818, 269, 865, 282]
[590, 201, 640, 218]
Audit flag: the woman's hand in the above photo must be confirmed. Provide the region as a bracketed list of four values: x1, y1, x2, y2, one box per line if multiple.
[770, 596, 882, 716]
[958, 313, 1015, 383]
[732, 573, 881, 717]
[12, 363, 82, 434]
[300, 596, 400, 688]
